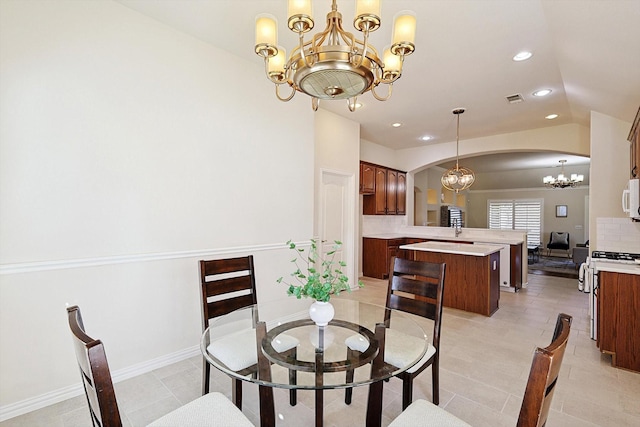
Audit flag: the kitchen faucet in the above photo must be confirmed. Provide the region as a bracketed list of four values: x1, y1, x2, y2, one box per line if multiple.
[453, 218, 462, 237]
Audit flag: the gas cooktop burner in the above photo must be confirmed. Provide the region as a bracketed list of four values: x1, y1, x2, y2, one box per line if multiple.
[591, 251, 640, 263]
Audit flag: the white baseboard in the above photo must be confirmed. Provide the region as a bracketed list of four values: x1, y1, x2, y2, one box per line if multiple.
[0, 345, 200, 422]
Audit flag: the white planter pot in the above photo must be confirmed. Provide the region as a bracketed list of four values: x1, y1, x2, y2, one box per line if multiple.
[308, 300, 335, 327]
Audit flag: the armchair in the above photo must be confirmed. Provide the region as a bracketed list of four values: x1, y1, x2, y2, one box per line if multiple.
[572, 244, 589, 268]
[546, 232, 570, 257]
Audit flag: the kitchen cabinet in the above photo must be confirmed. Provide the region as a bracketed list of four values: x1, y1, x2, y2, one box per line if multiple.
[362, 237, 427, 279]
[597, 271, 640, 372]
[396, 172, 406, 215]
[629, 106, 640, 178]
[360, 162, 375, 194]
[361, 162, 407, 215]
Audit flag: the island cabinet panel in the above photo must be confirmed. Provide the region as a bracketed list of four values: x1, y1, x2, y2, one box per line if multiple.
[411, 250, 500, 316]
[597, 271, 640, 372]
[510, 243, 522, 290]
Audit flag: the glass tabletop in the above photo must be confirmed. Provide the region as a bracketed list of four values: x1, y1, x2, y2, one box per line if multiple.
[200, 297, 428, 390]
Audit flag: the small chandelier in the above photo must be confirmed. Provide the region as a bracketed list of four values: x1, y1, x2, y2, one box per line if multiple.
[441, 108, 475, 193]
[543, 160, 584, 188]
[254, 0, 416, 111]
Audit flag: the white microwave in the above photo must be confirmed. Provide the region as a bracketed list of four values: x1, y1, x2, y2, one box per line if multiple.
[622, 178, 640, 220]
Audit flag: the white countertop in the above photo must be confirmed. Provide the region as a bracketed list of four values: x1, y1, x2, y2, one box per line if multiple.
[592, 260, 640, 275]
[400, 241, 504, 257]
[363, 232, 524, 245]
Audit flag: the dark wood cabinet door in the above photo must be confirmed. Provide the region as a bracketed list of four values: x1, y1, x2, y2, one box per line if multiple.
[510, 244, 522, 290]
[632, 131, 639, 178]
[396, 172, 406, 215]
[386, 169, 397, 214]
[360, 163, 375, 194]
[597, 271, 640, 372]
[629, 107, 639, 178]
[374, 167, 388, 214]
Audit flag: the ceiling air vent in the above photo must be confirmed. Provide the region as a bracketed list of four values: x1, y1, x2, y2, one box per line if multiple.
[506, 93, 524, 104]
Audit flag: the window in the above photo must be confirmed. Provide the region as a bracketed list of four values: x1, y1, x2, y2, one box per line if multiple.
[488, 199, 543, 246]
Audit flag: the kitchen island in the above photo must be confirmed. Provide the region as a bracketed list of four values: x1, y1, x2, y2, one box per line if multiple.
[400, 241, 503, 316]
[362, 228, 525, 291]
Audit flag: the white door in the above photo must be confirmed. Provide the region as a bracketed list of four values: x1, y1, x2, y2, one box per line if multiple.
[319, 169, 356, 289]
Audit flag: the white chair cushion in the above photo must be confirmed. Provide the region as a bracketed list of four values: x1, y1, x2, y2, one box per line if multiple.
[147, 392, 254, 426]
[345, 329, 435, 373]
[388, 399, 471, 427]
[207, 328, 298, 372]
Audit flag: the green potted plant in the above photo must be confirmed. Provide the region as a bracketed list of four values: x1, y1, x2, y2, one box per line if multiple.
[277, 239, 363, 326]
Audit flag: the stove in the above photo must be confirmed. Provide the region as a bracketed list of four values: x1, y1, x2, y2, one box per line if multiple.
[591, 251, 640, 264]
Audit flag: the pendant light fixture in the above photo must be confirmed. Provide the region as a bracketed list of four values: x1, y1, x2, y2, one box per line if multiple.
[254, 0, 417, 111]
[441, 108, 475, 193]
[543, 160, 584, 188]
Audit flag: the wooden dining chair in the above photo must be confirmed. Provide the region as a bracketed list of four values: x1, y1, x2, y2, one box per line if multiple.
[345, 256, 446, 410]
[66, 305, 254, 427]
[200, 255, 298, 409]
[388, 313, 573, 427]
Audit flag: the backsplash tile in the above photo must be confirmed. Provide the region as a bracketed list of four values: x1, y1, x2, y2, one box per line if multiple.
[361, 215, 407, 236]
[596, 217, 640, 253]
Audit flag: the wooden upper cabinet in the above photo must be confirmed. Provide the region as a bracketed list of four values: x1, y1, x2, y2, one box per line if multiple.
[396, 172, 407, 215]
[374, 167, 388, 214]
[629, 106, 640, 178]
[386, 169, 398, 214]
[360, 163, 376, 194]
[361, 162, 407, 215]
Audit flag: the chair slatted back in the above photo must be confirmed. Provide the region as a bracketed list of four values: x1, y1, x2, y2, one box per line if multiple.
[385, 257, 446, 344]
[67, 306, 122, 427]
[517, 313, 572, 427]
[199, 256, 258, 329]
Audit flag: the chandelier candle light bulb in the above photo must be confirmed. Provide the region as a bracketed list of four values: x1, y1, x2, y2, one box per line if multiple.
[255, 0, 416, 110]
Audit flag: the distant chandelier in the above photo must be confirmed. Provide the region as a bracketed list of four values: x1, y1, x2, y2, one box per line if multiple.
[441, 108, 475, 193]
[254, 0, 417, 111]
[543, 160, 584, 188]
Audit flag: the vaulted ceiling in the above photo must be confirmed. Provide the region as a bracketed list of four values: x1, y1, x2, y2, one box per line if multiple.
[117, 0, 639, 172]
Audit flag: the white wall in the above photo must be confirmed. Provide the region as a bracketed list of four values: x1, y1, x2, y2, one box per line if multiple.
[589, 111, 639, 250]
[0, 0, 314, 416]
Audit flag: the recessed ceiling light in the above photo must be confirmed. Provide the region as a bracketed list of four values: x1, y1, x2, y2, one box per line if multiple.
[513, 51, 533, 61]
[545, 114, 559, 119]
[420, 135, 432, 141]
[392, 122, 402, 128]
[533, 89, 552, 97]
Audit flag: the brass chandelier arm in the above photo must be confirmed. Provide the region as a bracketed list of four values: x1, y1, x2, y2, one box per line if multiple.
[297, 32, 313, 69]
[351, 29, 369, 69]
[275, 83, 296, 102]
[371, 82, 393, 101]
[347, 97, 359, 112]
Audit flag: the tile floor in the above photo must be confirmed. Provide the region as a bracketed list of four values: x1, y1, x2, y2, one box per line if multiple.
[2, 274, 639, 426]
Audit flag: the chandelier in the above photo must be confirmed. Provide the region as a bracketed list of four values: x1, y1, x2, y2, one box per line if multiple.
[254, 0, 416, 111]
[543, 160, 584, 188]
[441, 108, 475, 193]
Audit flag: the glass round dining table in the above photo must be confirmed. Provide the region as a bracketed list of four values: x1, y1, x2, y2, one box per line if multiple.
[200, 297, 428, 427]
